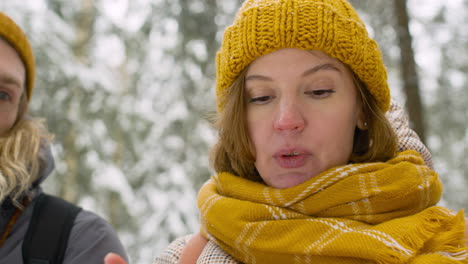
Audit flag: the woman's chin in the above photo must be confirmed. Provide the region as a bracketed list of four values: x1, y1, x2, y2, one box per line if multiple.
[266, 172, 317, 189]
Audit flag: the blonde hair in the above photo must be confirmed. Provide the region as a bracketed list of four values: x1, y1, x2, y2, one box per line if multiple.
[0, 95, 53, 207]
[211, 66, 398, 181]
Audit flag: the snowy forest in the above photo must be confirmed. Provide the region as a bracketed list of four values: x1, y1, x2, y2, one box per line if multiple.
[1, 0, 467, 262]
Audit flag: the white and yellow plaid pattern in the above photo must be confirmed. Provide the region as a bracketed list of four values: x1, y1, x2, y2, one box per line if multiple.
[197, 150, 467, 264]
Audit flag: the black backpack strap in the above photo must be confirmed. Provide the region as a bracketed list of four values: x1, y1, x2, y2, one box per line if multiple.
[22, 193, 82, 264]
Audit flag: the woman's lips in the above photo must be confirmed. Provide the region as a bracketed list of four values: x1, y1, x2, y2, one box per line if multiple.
[273, 149, 311, 169]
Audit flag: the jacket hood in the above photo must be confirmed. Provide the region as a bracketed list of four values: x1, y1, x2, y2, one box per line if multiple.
[1, 144, 54, 217]
[32, 144, 54, 188]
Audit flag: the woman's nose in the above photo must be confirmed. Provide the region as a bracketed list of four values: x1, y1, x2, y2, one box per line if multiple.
[273, 102, 305, 132]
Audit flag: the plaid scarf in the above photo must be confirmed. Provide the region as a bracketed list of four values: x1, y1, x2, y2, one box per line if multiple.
[198, 150, 468, 263]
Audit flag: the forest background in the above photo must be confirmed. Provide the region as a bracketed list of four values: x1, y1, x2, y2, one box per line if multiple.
[1, 0, 467, 262]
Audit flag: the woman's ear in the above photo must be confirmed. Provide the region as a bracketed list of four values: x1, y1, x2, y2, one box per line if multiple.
[356, 108, 368, 131]
[357, 118, 368, 130]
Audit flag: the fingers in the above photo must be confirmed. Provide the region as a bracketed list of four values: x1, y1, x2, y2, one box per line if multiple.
[104, 253, 127, 264]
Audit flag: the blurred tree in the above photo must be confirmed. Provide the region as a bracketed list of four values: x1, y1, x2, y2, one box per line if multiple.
[393, 0, 426, 143]
[425, 4, 468, 210]
[62, 0, 96, 203]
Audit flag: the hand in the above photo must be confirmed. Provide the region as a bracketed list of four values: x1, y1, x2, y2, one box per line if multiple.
[104, 253, 127, 264]
[179, 232, 208, 264]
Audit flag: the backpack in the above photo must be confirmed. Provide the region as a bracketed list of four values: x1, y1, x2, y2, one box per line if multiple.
[22, 193, 82, 264]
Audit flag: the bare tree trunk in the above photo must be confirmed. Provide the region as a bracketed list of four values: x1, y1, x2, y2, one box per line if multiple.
[394, 0, 426, 143]
[60, 0, 96, 203]
[74, 0, 95, 64]
[62, 129, 78, 202]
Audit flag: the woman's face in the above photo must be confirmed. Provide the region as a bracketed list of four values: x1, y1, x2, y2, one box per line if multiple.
[246, 48, 363, 188]
[0, 38, 24, 137]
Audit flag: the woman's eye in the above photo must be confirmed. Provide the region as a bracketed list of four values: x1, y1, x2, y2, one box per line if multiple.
[305, 89, 335, 98]
[249, 95, 274, 104]
[0, 91, 11, 101]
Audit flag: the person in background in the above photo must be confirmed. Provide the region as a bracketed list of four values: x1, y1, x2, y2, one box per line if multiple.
[0, 11, 128, 263]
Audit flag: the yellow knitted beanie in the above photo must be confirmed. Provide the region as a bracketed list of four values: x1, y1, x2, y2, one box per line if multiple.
[0, 12, 35, 101]
[216, 0, 390, 112]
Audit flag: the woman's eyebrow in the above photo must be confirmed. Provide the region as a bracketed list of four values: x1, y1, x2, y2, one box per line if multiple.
[0, 74, 22, 89]
[245, 63, 341, 82]
[301, 63, 341, 78]
[245, 74, 273, 82]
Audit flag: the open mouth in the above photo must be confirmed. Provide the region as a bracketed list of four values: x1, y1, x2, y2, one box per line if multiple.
[283, 152, 300, 157]
[275, 152, 308, 169]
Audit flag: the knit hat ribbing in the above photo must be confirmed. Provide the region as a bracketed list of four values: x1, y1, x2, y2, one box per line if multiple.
[216, 0, 390, 112]
[0, 12, 35, 101]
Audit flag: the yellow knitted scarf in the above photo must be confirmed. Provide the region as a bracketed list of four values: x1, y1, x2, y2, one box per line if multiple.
[198, 150, 468, 263]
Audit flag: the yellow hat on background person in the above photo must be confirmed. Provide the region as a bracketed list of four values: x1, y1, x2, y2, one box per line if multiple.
[216, 0, 390, 112]
[0, 12, 35, 101]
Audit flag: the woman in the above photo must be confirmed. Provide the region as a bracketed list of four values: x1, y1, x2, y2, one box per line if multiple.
[107, 0, 468, 263]
[153, 0, 468, 263]
[0, 12, 128, 263]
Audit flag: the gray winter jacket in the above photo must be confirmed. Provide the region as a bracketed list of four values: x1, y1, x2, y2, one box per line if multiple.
[0, 147, 128, 263]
